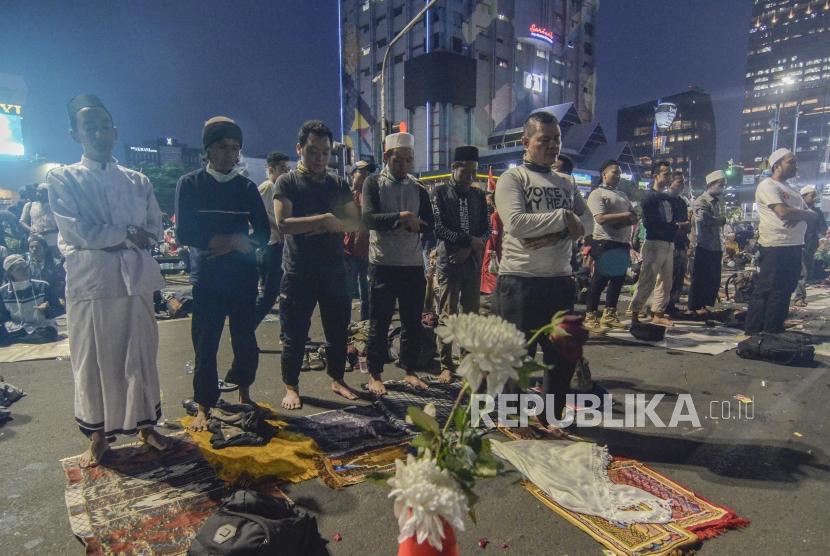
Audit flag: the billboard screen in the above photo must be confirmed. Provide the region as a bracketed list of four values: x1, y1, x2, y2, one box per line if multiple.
[0, 103, 24, 157]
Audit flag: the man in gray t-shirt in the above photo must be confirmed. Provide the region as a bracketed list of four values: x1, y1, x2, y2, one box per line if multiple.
[584, 160, 637, 332]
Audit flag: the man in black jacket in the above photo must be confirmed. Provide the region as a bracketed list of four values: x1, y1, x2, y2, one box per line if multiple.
[175, 117, 271, 431]
[431, 146, 489, 382]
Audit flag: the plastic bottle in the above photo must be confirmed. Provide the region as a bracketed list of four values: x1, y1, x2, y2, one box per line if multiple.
[184, 360, 194, 374]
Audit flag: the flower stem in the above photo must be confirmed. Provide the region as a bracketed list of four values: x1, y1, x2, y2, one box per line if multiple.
[442, 383, 470, 437]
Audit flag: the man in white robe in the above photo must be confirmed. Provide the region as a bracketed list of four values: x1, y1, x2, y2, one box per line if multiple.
[48, 94, 168, 466]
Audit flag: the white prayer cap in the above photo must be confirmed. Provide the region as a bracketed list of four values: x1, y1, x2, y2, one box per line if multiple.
[3, 254, 26, 272]
[800, 184, 817, 196]
[384, 132, 414, 152]
[768, 148, 792, 168]
[705, 170, 726, 185]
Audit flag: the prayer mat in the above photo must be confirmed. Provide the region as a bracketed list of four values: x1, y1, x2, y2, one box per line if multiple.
[182, 404, 321, 485]
[364, 378, 464, 432]
[316, 441, 411, 489]
[603, 324, 743, 355]
[60, 431, 290, 556]
[285, 404, 410, 458]
[523, 457, 748, 555]
[0, 334, 70, 362]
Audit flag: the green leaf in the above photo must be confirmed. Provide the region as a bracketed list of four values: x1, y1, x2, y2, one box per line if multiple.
[407, 406, 440, 436]
[452, 403, 468, 432]
[411, 433, 436, 449]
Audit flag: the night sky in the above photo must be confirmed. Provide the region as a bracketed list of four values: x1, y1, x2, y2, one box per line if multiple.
[2, 0, 751, 167]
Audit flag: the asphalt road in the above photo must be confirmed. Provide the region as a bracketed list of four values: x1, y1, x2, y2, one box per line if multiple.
[1, 300, 828, 555]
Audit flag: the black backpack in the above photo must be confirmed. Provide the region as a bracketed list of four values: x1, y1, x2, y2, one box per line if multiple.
[737, 332, 815, 366]
[630, 322, 666, 342]
[188, 490, 328, 556]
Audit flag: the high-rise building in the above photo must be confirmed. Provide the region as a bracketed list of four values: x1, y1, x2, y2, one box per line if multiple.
[616, 88, 716, 190]
[740, 0, 830, 184]
[124, 138, 203, 170]
[339, 0, 597, 172]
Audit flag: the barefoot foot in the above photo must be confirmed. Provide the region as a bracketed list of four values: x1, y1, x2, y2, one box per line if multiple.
[79, 432, 109, 468]
[403, 373, 429, 390]
[331, 380, 359, 401]
[281, 387, 303, 410]
[367, 375, 387, 396]
[437, 369, 454, 384]
[651, 315, 674, 327]
[139, 427, 170, 451]
[188, 407, 210, 432]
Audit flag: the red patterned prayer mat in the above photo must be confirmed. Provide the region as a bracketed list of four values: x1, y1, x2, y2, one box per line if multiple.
[60, 431, 287, 555]
[523, 457, 748, 555]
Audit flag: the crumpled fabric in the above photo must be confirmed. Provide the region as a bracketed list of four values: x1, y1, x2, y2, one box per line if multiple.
[207, 403, 278, 449]
[491, 439, 673, 525]
[0, 379, 26, 407]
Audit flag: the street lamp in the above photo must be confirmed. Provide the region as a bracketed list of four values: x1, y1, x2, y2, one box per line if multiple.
[373, 0, 439, 149]
[771, 76, 796, 153]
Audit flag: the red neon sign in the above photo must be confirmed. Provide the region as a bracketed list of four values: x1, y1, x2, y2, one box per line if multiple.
[529, 24, 555, 45]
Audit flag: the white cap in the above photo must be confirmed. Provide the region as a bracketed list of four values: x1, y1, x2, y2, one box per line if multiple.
[384, 132, 414, 152]
[800, 184, 817, 196]
[768, 148, 792, 168]
[705, 170, 726, 185]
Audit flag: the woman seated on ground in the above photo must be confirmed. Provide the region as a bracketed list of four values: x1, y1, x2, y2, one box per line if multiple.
[26, 235, 66, 303]
[0, 254, 63, 345]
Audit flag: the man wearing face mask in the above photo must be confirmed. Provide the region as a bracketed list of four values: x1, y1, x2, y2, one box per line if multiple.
[175, 116, 271, 431]
[274, 120, 362, 410]
[49, 94, 168, 466]
[0, 254, 61, 345]
[494, 111, 584, 427]
[431, 146, 490, 383]
[688, 171, 727, 315]
[362, 132, 435, 396]
[745, 148, 816, 334]
[792, 184, 827, 307]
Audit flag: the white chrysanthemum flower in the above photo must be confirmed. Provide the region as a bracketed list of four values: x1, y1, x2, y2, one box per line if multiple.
[388, 452, 468, 550]
[436, 313, 527, 396]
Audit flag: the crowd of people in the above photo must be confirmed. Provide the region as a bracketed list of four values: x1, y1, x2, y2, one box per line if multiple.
[1, 93, 826, 468]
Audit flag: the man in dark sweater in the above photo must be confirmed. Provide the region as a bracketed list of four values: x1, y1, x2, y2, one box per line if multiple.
[627, 161, 678, 327]
[362, 132, 434, 395]
[431, 146, 489, 382]
[659, 171, 691, 314]
[175, 117, 271, 431]
[274, 120, 361, 410]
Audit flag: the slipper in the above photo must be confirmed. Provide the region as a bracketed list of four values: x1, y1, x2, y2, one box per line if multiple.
[218, 379, 239, 392]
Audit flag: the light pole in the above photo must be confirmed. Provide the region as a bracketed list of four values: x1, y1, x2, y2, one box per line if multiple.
[373, 0, 439, 151]
[770, 76, 795, 154]
[792, 101, 802, 153]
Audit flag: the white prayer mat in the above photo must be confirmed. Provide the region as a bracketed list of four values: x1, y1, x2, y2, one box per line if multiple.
[0, 335, 71, 363]
[603, 323, 745, 355]
[803, 285, 830, 310]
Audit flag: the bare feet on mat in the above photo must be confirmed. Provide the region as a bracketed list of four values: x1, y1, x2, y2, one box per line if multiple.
[189, 407, 210, 432]
[239, 387, 268, 414]
[331, 380, 359, 401]
[138, 427, 170, 451]
[367, 375, 387, 396]
[651, 315, 674, 327]
[403, 373, 429, 390]
[281, 386, 303, 410]
[79, 432, 109, 468]
[437, 369, 455, 384]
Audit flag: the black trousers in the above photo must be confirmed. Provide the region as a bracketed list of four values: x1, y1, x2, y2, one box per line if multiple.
[585, 241, 629, 313]
[366, 265, 426, 375]
[437, 268, 482, 369]
[688, 247, 722, 311]
[191, 285, 259, 408]
[495, 274, 576, 422]
[280, 269, 349, 387]
[666, 246, 688, 312]
[254, 242, 284, 327]
[745, 245, 802, 334]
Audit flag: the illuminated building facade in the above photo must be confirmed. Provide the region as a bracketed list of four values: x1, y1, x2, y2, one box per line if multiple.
[339, 0, 597, 172]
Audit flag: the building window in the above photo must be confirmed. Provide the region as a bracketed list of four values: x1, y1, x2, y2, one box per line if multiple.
[536, 49, 547, 59]
[584, 22, 594, 36]
[376, 15, 386, 27]
[377, 37, 387, 48]
[497, 14, 508, 22]
[516, 43, 522, 51]
[432, 32, 440, 46]
[361, 46, 371, 56]
[452, 36, 463, 52]
[478, 52, 490, 62]
[583, 42, 593, 56]
[360, 24, 370, 34]
[393, 5, 403, 17]
[361, 1, 369, 12]
[393, 53, 404, 64]
[497, 57, 509, 69]
[453, 11, 463, 27]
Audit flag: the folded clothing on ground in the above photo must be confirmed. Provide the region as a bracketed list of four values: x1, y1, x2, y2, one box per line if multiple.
[207, 403, 278, 449]
[0, 378, 25, 407]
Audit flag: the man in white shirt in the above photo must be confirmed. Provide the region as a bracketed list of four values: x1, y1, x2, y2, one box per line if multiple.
[745, 148, 817, 334]
[19, 184, 60, 258]
[48, 95, 168, 466]
[255, 151, 290, 326]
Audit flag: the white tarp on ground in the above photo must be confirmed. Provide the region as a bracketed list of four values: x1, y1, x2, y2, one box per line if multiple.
[0, 335, 71, 363]
[603, 323, 745, 355]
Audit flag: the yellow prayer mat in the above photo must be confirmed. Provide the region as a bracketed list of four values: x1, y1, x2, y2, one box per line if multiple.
[181, 405, 322, 484]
